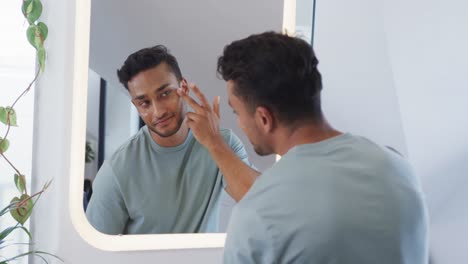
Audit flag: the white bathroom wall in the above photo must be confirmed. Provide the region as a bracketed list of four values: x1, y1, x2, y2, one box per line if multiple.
[384, 0, 468, 262]
[314, 0, 407, 155]
[315, 0, 468, 263]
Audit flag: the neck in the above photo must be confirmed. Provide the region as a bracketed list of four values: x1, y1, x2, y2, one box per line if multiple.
[150, 120, 189, 147]
[273, 119, 342, 156]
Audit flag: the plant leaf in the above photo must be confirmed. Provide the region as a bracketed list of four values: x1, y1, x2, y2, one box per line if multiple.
[0, 201, 18, 217]
[0, 137, 10, 153]
[34, 27, 43, 50]
[14, 174, 27, 194]
[0, 242, 34, 251]
[26, 24, 38, 49]
[10, 194, 33, 225]
[26, 0, 43, 24]
[0, 226, 16, 241]
[37, 22, 48, 41]
[0, 225, 31, 241]
[37, 47, 46, 72]
[0, 106, 7, 125]
[5, 107, 17, 126]
[0, 250, 64, 263]
[21, 0, 34, 17]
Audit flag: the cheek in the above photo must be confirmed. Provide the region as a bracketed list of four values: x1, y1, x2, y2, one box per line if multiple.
[237, 116, 244, 130]
[140, 112, 152, 123]
[237, 116, 251, 135]
[171, 96, 184, 110]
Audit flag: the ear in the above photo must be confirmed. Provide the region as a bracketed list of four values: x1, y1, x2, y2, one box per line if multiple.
[255, 106, 275, 133]
[180, 78, 188, 94]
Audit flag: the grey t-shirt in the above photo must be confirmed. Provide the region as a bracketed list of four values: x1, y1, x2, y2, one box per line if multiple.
[224, 133, 428, 264]
[86, 127, 249, 235]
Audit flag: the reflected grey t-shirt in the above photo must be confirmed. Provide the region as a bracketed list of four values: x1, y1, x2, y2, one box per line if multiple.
[86, 127, 249, 235]
[224, 133, 428, 264]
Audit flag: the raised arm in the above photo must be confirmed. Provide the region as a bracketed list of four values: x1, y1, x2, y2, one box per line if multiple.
[177, 83, 260, 201]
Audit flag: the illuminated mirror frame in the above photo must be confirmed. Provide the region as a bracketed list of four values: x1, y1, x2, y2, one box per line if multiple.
[68, 0, 296, 251]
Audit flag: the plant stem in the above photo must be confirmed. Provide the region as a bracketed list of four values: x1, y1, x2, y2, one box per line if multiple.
[0, 152, 28, 195]
[3, 68, 40, 141]
[0, 152, 22, 177]
[0, 67, 40, 195]
[17, 190, 44, 208]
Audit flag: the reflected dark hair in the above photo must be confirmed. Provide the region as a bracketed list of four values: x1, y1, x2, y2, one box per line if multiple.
[217, 31, 323, 125]
[117, 45, 183, 90]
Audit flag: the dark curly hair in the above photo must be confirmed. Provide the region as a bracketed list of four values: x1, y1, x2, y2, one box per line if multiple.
[117, 45, 183, 90]
[217, 32, 323, 125]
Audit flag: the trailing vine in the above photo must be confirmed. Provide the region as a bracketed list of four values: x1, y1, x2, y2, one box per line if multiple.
[0, 0, 61, 263]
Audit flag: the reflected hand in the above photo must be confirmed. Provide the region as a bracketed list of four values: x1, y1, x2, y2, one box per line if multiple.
[177, 83, 224, 150]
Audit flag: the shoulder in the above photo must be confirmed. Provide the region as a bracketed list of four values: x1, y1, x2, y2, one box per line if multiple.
[219, 128, 234, 142]
[108, 128, 148, 165]
[336, 134, 410, 168]
[334, 134, 420, 190]
[219, 128, 244, 146]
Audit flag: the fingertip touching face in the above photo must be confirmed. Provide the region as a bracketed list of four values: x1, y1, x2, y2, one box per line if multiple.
[128, 62, 187, 138]
[227, 80, 273, 156]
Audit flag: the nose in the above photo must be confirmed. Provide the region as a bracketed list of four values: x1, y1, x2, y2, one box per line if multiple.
[150, 102, 167, 120]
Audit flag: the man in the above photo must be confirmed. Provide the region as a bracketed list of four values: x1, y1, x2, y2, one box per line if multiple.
[85, 45, 258, 235]
[212, 32, 428, 263]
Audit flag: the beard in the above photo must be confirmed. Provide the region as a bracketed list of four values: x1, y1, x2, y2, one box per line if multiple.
[253, 145, 273, 156]
[252, 139, 274, 156]
[148, 114, 185, 138]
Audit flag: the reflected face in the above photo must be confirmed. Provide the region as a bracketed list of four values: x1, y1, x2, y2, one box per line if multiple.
[128, 63, 186, 138]
[227, 81, 273, 156]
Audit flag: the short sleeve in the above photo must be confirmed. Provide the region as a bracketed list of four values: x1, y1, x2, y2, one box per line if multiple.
[223, 205, 276, 264]
[85, 161, 129, 235]
[228, 131, 251, 166]
[221, 130, 256, 189]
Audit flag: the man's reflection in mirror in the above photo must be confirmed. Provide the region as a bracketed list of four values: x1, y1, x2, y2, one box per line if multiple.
[85, 46, 259, 235]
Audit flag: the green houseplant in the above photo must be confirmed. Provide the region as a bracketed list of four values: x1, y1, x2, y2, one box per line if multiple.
[0, 0, 60, 263]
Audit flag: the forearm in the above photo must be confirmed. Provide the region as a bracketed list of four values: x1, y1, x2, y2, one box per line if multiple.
[208, 139, 260, 202]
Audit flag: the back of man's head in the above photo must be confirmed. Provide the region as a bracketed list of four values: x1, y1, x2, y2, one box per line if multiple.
[117, 45, 183, 90]
[217, 31, 323, 126]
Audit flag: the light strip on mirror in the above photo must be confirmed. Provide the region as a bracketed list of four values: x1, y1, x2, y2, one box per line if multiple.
[68, 0, 225, 251]
[282, 0, 297, 35]
[278, 0, 296, 162]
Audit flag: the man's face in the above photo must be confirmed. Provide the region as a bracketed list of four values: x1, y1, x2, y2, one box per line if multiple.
[227, 81, 273, 156]
[128, 63, 186, 138]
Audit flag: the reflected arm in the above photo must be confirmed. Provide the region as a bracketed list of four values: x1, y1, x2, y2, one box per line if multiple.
[85, 162, 128, 235]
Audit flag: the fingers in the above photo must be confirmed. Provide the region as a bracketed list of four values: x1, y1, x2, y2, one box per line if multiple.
[185, 112, 202, 122]
[213, 96, 220, 118]
[177, 87, 204, 113]
[177, 83, 221, 119]
[189, 83, 211, 110]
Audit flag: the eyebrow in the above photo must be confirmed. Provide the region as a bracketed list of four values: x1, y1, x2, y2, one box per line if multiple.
[133, 83, 171, 100]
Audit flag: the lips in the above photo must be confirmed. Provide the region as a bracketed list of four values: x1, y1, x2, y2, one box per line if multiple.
[155, 115, 173, 126]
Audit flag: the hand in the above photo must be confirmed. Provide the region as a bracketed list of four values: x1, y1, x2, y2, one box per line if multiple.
[177, 83, 224, 150]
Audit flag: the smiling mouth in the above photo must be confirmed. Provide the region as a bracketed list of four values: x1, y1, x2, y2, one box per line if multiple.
[155, 116, 173, 126]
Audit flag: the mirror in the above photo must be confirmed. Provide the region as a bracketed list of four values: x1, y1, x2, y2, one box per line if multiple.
[80, 0, 316, 237]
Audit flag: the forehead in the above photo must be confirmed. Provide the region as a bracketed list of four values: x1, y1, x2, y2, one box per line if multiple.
[226, 80, 236, 102]
[128, 63, 178, 91]
[227, 80, 244, 107]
